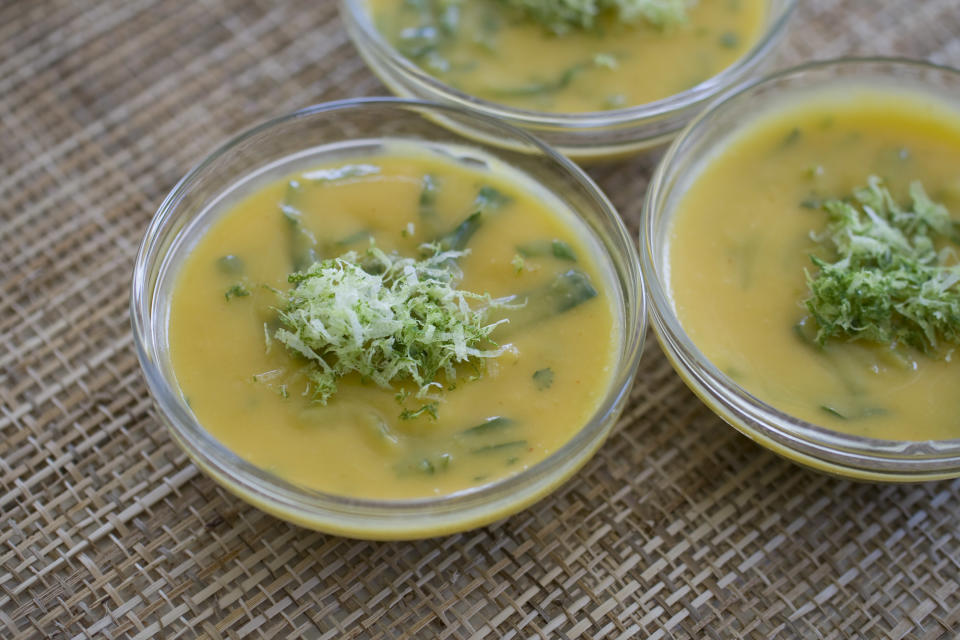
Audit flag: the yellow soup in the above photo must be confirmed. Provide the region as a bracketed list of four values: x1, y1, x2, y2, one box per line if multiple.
[168, 145, 619, 499]
[368, 0, 767, 113]
[669, 88, 960, 442]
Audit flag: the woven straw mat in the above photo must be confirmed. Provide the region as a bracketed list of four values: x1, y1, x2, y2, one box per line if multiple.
[3, 1, 960, 638]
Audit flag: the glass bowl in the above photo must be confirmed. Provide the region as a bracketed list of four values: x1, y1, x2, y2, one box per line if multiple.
[641, 58, 960, 482]
[131, 97, 647, 539]
[340, 0, 795, 161]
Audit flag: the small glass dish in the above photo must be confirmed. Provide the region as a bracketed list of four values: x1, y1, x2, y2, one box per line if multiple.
[340, 0, 795, 161]
[131, 97, 647, 539]
[641, 58, 960, 482]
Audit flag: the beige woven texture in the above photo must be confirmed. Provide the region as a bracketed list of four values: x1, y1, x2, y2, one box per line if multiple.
[2, 1, 960, 638]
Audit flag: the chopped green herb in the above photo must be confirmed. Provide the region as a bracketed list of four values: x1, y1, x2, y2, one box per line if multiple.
[781, 127, 802, 147]
[550, 240, 577, 262]
[474, 185, 511, 211]
[471, 440, 527, 455]
[503, 269, 598, 331]
[412, 452, 452, 475]
[419, 173, 440, 224]
[543, 269, 598, 313]
[281, 180, 320, 271]
[224, 283, 250, 301]
[503, 0, 696, 35]
[512, 253, 526, 274]
[820, 404, 889, 420]
[435, 211, 483, 252]
[804, 176, 960, 354]
[400, 402, 439, 421]
[461, 416, 515, 436]
[492, 63, 587, 97]
[217, 254, 245, 275]
[517, 239, 578, 262]
[532, 367, 554, 390]
[274, 244, 515, 405]
[718, 30, 739, 48]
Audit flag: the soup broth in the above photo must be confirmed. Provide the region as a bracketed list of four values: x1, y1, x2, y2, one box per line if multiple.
[669, 89, 960, 441]
[168, 144, 619, 499]
[368, 0, 767, 113]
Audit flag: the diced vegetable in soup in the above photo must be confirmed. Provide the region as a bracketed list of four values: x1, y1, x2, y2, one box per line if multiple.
[668, 89, 960, 441]
[368, 0, 767, 113]
[168, 144, 619, 499]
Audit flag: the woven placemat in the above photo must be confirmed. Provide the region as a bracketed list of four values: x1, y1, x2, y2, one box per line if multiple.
[2, 1, 960, 638]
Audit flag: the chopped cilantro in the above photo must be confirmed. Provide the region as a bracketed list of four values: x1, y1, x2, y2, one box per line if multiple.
[224, 283, 250, 301]
[400, 402, 439, 421]
[503, 0, 696, 34]
[532, 367, 554, 389]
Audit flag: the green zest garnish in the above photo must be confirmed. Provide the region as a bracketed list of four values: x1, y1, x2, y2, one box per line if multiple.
[503, 0, 696, 34]
[804, 176, 960, 354]
[274, 244, 516, 404]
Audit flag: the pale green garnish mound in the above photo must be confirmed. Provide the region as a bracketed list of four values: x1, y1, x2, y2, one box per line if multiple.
[274, 245, 515, 404]
[504, 0, 696, 34]
[805, 176, 960, 354]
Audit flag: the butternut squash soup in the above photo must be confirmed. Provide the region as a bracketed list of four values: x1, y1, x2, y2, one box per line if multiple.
[368, 0, 768, 113]
[669, 88, 960, 442]
[168, 144, 619, 499]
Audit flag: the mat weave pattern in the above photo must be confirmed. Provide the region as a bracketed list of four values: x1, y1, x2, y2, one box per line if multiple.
[2, 1, 960, 638]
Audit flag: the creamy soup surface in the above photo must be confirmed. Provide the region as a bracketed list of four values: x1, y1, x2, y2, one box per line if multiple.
[669, 88, 960, 441]
[368, 0, 767, 113]
[168, 145, 619, 499]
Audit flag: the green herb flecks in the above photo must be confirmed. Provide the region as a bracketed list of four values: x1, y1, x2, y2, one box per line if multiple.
[532, 367, 554, 390]
[281, 180, 320, 272]
[517, 239, 578, 262]
[503, 0, 696, 35]
[400, 402, 439, 421]
[224, 283, 251, 301]
[399, 452, 453, 476]
[820, 404, 889, 421]
[461, 416, 515, 436]
[419, 173, 440, 226]
[804, 176, 960, 354]
[718, 30, 739, 48]
[474, 185, 511, 211]
[435, 211, 483, 252]
[274, 244, 516, 405]
[471, 440, 527, 455]
[492, 62, 586, 97]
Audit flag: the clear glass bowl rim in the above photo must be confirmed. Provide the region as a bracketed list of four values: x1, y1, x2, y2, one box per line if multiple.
[641, 56, 960, 478]
[339, 0, 797, 130]
[130, 96, 647, 521]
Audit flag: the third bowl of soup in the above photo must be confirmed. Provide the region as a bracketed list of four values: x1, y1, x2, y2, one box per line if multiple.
[341, 0, 795, 160]
[643, 58, 960, 481]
